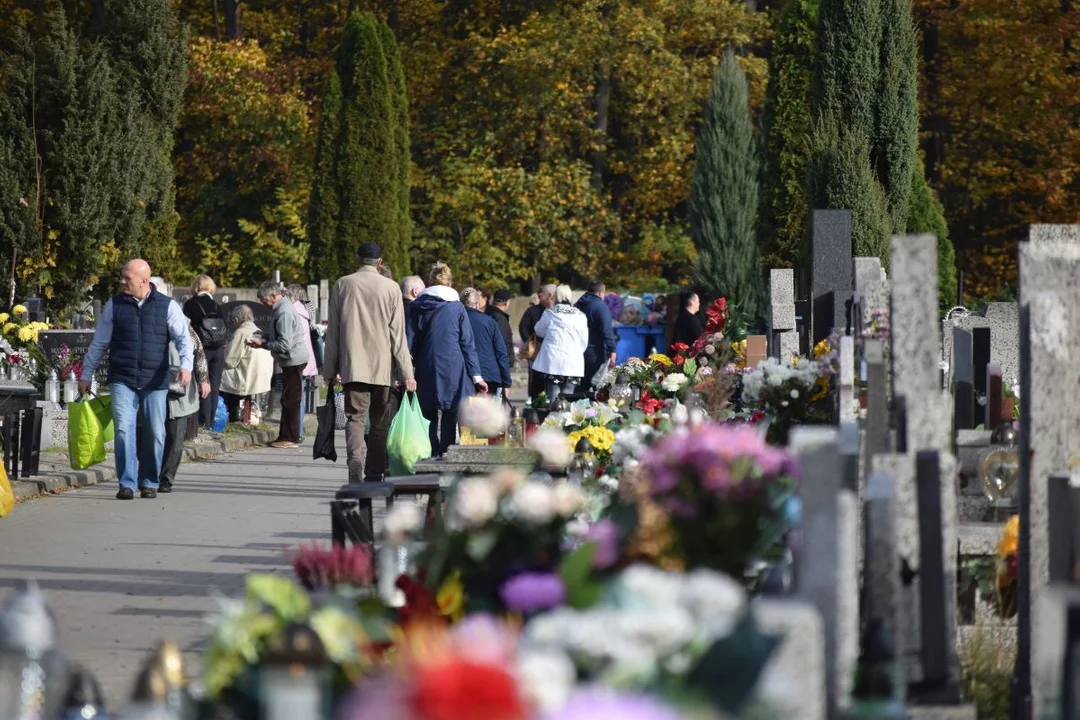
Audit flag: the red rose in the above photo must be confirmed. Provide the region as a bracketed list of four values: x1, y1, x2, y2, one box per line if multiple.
[410, 660, 527, 720]
[671, 343, 689, 354]
[673, 355, 685, 365]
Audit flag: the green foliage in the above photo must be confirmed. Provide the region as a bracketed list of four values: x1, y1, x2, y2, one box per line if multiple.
[759, 0, 819, 270]
[0, 27, 38, 292]
[307, 13, 406, 283]
[378, 21, 412, 277]
[907, 157, 956, 312]
[959, 626, 1014, 720]
[690, 51, 763, 324]
[806, 118, 891, 265]
[306, 71, 343, 284]
[873, 0, 918, 231]
[813, 0, 881, 141]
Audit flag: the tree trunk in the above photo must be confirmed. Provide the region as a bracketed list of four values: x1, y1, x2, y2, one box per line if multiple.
[223, 0, 241, 40]
[591, 62, 612, 192]
[212, 0, 222, 39]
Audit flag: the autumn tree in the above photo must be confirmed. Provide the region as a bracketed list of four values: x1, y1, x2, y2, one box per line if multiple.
[907, 156, 956, 311]
[307, 13, 407, 283]
[378, 21, 412, 274]
[690, 51, 763, 323]
[759, 0, 819, 269]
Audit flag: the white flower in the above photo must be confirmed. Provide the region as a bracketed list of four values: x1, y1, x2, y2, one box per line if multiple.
[565, 516, 591, 540]
[510, 481, 556, 524]
[670, 402, 689, 425]
[617, 564, 683, 610]
[451, 477, 499, 528]
[528, 427, 572, 469]
[705, 344, 716, 355]
[458, 395, 509, 438]
[1011, 381, 1021, 401]
[516, 647, 577, 713]
[383, 503, 423, 542]
[781, 400, 789, 407]
[593, 401, 620, 426]
[660, 372, 690, 393]
[598, 474, 619, 492]
[679, 568, 745, 639]
[790, 389, 799, 399]
[553, 482, 586, 516]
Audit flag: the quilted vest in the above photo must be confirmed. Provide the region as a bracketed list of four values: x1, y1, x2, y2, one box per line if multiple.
[108, 289, 172, 390]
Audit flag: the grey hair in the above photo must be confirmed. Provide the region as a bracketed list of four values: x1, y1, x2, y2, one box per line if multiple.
[229, 305, 254, 327]
[460, 287, 480, 309]
[540, 283, 557, 298]
[400, 275, 424, 298]
[360, 257, 380, 266]
[286, 284, 308, 302]
[555, 285, 573, 304]
[257, 280, 285, 301]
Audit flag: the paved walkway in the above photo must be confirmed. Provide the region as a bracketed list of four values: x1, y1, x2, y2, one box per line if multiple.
[0, 433, 349, 706]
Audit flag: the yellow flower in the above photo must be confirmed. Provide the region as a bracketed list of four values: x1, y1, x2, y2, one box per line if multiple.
[813, 339, 831, 359]
[0, 313, 8, 324]
[568, 425, 615, 453]
[18, 326, 36, 343]
[648, 353, 673, 367]
[437, 572, 465, 623]
[997, 515, 1019, 559]
[11, 304, 27, 316]
[2, 323, 16, 337]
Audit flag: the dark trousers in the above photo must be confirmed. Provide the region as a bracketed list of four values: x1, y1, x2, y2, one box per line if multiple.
[420, 402, 458, 457]
[277, 365, 304, 443]
[199, 346, 226, 428]
[343, 382, 393, 478]
[160, 414, 195, 485]
[222, 392, 244, 423]
[527, 365, 545, 401]
[583, 358, 603, 390]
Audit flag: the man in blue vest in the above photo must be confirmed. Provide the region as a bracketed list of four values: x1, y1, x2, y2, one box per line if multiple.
[80, 259, 194, 500]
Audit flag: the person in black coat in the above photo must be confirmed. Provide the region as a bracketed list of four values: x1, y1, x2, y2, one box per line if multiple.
[671, 291, 705, 347]
[519, 284, 556, 401]
[183, 274, 227, 430]
[463, 289, 512, 397]
[575, 280, 617, 388]
[487, 289, 515, 368]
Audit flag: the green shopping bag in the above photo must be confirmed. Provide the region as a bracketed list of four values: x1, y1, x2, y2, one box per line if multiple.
[87, 394, 114, 442]
[68, 395, 106, 470]
[387, 392, 432, 475]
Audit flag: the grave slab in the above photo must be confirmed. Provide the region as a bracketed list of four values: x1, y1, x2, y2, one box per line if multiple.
[754, 598, 827, 720]
[812, 210, 854, 342]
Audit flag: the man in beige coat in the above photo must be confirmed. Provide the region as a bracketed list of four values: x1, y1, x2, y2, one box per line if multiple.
[324, 242, 416, 482]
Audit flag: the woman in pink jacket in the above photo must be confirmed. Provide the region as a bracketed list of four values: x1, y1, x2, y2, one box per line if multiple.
[287, 285, 319, 441]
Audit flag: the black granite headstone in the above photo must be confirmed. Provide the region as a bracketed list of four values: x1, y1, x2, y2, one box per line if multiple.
[220, 300, 273, 336]
[952, 327, 974, 431]
[38, 330, 96, 361]
[811, 209, 853, 345]
[973, 327, 991, 426]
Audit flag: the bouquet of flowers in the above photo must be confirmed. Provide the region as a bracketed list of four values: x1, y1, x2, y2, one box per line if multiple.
[740, 357, 830, 445]
[637, 422, 800, 578]
[421, 470, 588, 615]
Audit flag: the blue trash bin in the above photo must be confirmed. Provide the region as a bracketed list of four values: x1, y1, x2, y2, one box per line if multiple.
[614, 324, 647, 365]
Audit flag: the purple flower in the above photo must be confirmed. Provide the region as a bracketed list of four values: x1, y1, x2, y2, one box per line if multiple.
[585, 519, 620, 569]
[604, 293, 624, 322]
[499, 572, 566, 613]
[545, 688, 683, 720]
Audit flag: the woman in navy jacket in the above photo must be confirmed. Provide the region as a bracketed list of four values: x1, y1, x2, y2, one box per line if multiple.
[408, 263, 488, 456]
[462, 288, 512, 398]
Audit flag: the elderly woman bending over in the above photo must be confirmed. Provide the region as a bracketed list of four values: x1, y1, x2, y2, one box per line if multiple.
[220, 305, 273, 423]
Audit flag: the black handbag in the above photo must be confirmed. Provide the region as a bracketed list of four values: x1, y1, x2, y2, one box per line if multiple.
[313, 387, 338, 462]
[200, 316, 229, 349]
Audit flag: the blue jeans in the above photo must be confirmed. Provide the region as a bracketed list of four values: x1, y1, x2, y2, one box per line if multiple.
[111, 383, 168, 491]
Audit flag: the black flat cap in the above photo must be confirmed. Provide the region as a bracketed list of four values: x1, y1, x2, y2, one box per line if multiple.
[357, 242, 382, 260]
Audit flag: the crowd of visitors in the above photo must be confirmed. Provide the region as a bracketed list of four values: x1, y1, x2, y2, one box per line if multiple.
[79, 243, 629, 497]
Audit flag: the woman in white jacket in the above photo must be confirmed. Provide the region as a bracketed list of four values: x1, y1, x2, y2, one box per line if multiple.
[532, 285, 589, 401]
[220, 305, 274, 422]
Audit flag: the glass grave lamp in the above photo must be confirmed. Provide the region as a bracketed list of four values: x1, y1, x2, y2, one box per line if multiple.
[978, 420, 1020, 518]
[567, 437, 597, 487]
[61, 665, 109, 720]
[609, 373, 634, 412]
[152, 640, 193, 720]
[0, 580, 69, 720]
[63, 374, 77, 404]
[506, 405, 524, 448]
[45, 370, 60, 404]
[257, 624, 331, 720]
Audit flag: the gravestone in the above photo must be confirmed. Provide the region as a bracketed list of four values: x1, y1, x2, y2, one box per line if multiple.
[306, 284, 320, 317]
[853, 257, 889, 332]
[319, 280, 330, 323]
[1016, 235, 1080, 718]
[37, 330, 96, 362]
[171, 288, 252, 306]
[746, 335, 768, 370]
[791, 427, 859, 716]
[220, 300, 273, 336]
[952, 328, 974, 431]
[862, 471, 905, 697]
[838, 336, 855, 424]
[972, 328, 991, 426]
[771, 269, 798, 363]
[942, 303, 1020, 389]
[890, 234, 951, 453]
[755, 599, 827, 720]
[811, 210, 854, 344]
[986, 363, 1002, 427]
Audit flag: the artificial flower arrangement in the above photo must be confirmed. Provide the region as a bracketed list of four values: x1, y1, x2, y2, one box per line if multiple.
[0, 304, 51, 380]
[961, 515, 1018, 621]
[541, 398, 620, 469]
[739, 356, 830, 446]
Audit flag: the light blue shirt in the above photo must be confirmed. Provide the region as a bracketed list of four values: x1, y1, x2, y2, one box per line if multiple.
[80, 294, 194, 383]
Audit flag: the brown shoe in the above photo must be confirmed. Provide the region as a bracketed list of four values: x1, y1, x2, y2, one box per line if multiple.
[269, 440, 299, 449]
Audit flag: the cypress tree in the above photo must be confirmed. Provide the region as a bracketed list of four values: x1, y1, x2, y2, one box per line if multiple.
[690, 50, 763, 324]
[0, 27, 38, 302]
[378, 21, 412, 277]
[306, 71, 344, 283]
[806, 118, 892, 265]
[306, 13, 403, 283]
[873, 0, 918, 232]
[759, 0, 819, 269]
[907, 157, 956, 311]
[813, 0, 881, 141]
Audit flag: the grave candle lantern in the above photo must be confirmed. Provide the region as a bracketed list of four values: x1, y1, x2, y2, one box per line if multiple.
[0, 581, 68, 720]
[257, 624, 331, 720]
[567, 437, 596, 486]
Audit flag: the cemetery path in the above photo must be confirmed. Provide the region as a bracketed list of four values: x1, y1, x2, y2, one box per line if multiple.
[0, 432, 348, 707]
